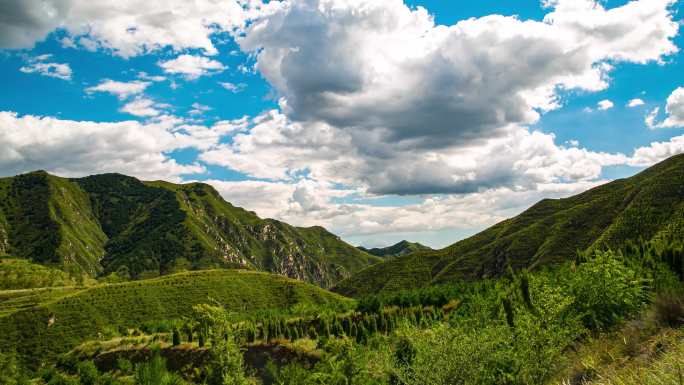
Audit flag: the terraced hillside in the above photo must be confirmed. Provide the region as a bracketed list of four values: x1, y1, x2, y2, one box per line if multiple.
[0, 269, 351, 364]
[0, 171, 380, 287]
[358, 240, 432, 258]
[334, 154, 684, 297]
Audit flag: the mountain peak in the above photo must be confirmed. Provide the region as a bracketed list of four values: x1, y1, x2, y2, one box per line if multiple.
[358, 240, 432, 258]
[0, 171, 381, 287]
[335, 154, 684, 297]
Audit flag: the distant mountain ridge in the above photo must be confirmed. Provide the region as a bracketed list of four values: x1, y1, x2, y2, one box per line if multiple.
[0, 171, 380, 288]
[334, 154, 684, 297]
[358, 240, 432, 258]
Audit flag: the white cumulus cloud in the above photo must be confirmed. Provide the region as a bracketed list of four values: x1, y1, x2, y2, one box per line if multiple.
[220, 82, 247, 93]
[597, 99, 614, 111]
[86, 79, 151, 99]
[646, 87, 684, 129]
[120, 97, 164, 117]
[0, 0, 278, 57]
[628, 98, 645, 108]
[19, 55, 72, 80]
[158, 54, 226, 80]
[0, 111, 203, 181]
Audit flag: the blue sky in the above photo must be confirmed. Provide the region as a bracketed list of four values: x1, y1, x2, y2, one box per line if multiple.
[1, 0, 683, 248]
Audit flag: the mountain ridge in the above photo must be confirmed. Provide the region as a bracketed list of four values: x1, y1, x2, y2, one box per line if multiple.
[358, 240, 432, 258]
[333, 154, 684, 297]
[0, 171, 380, 288]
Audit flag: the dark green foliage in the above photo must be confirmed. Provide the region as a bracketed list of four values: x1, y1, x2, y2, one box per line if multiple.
[0, 351, 27, 385]
[22, 248, 675, 385]
[116, 358, 133, 374]
[78, 174, 192, 277]
[502, 297, 515, 328]
[76, 361, 99, 385]
[135, 351, 185, 385]
[335, 154, 684, 297]
[356, 283, 462, 313]
[3, 172, 62, 264]
[518, 270, 536, 315]
[395, 336, 416, 366]
[198, 332, 205, 348]
[172, 329, 181, 346]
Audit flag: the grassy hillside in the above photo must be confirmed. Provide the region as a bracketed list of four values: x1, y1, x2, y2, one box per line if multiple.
[358, 240, 432, 258]
[0, 172, 379, 287]
[335, 154, 684, 297]
[0, 258, 76, 290]
[142, 178, 380, 287]
[0, 172, 107, 276]
[0, 269, 351, 364]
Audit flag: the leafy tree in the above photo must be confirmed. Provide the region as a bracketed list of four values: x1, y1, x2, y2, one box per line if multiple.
[192, 304, 251, 385]
[199, 332, 206, 348]
[135, 352, 184, 385]
[77, 360, 100, 385]
[567, 250, 648, 330]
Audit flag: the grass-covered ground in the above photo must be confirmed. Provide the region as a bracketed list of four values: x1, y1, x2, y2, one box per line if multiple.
[549, 293, 684, 385]
[0, 258, 76, 290]
[0, 269, 351, 366]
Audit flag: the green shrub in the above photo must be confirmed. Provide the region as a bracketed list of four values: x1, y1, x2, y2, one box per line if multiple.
[76, 361, 99, 385]
[192, 304, 250, 385]
[135, 352, 184, 385]
[567, 250, 649, 330]
[116, 358, 133, 374]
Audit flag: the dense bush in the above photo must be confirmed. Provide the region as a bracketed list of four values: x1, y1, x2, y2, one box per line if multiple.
[135, 352, 185, 385]
[567, 250, 649, 330]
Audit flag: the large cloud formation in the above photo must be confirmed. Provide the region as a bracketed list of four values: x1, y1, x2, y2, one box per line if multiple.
[200, 110, 629, 195]
[241, 0, 677, 143]
[226, 0, 679, 194]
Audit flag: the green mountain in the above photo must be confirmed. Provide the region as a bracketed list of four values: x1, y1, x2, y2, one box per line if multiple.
[334, 154, 684, 297]
[0, 171, 380, 287]
[358, 240, 432, 258]
[0, 269, 350, 363]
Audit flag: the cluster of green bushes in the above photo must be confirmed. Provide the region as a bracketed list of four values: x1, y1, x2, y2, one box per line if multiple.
[4, 246, 683, 385]
[267, 249, 680, 385]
